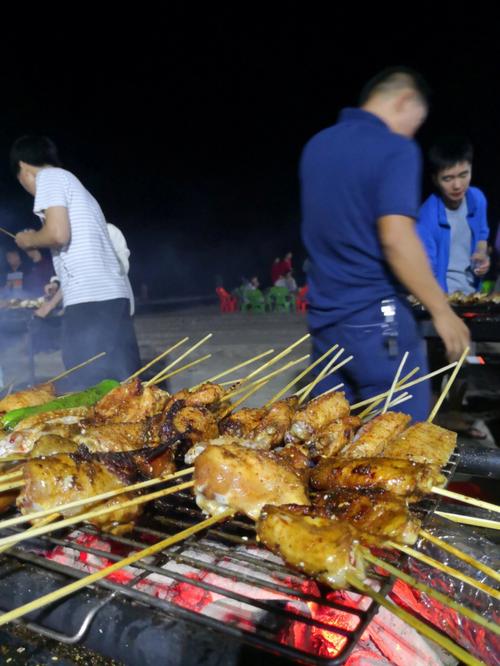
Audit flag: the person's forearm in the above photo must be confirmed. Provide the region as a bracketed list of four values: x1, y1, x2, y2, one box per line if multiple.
[379, 217, 449, 317]
[24, 226, 64, 250]
[46, 289, 63, 311]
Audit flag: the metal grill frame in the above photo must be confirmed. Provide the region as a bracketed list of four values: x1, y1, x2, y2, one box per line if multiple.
[0, 451, 460, 666]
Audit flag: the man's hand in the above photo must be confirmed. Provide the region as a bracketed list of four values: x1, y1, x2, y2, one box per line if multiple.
[15, 230, 38, 250]
[34, 301, 54, 319]
[471, 251, 490, 276]
[432, 307, 470, 361]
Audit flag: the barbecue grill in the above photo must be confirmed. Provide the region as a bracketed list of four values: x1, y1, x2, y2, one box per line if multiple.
[0, 453, 463, 665]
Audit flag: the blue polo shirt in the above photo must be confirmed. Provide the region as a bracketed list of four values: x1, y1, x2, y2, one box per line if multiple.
[300, 108, 422, 328]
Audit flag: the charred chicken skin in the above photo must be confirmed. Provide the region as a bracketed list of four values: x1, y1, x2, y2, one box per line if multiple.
[256, 505, 366, 589]
[308, 415, 362, 459]
[338, 412, 411, 459]
[219, 408, 268, 438]
[311, 457, 446, 498]
[93, 378, 169, 423]
[287, 392, 350, 443]
[314, 489, 421, 545]
[193, 443, 309, 520]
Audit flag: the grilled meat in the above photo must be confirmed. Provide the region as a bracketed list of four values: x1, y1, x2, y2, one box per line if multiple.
[338, 412, 411, 459]
[219, 408, 267, 438]
[308, 415, 362, 459]
[287, 392, 350, 442]
[93, 378, 169, 423]
[380, 422, 457, 467]
[0, 383, 55, 413]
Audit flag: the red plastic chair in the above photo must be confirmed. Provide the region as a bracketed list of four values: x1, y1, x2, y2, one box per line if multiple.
[295, 285, 308, 313]
[216, 287, 238, 313]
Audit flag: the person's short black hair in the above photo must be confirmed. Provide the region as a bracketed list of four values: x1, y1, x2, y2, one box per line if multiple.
[10, 135, 61, 176]
[428, 136, 473, 175]
[359, 66, 431, 106]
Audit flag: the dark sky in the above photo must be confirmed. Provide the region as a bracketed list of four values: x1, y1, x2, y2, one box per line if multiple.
[1, 8, 499, 295]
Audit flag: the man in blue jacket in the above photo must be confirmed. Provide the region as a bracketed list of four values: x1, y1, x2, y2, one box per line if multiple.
[301, 68, 469, 421]
[417, 137, 490, 293]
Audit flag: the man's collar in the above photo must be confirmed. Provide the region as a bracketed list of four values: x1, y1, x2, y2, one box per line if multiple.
[339, 107, 389, 130]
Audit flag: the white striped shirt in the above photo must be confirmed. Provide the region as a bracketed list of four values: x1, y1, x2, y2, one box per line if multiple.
[34, 168, 129, 307]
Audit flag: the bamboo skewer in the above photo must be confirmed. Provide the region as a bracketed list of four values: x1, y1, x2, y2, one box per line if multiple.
[351, 362, 458, 411]
[124, 337, 189, 383]
[0, 469, 23, 484]
[48, 352, 107, 384]
[382, 352, 408, 415]
[346, 575, 485, 666]
[144, 334, 213, 387]
[0, 509, 233, 628]
[150, 354, 212, 385]
[195, 349, 275, 386]
[419, 529, 500, 584]
[0, 227, 16, 239]
[431, 487, 500, 515]
[358, 367, 420, 419]
[0, 513, 60, 555]
[427, 347, 469, 423]
[298, 347, 343, 405]
[365, 392, 413, 420]
[0, 468, 194, 532]
[266, 346, 351, 407]
[388, 541, 500, 600]
[0, 479, 24, 494]
[0, 480, 195, 551]
[364, 550, 500, 637]
[436, 511, 500, 530]
[221, 355, 310, 402]
[219, 380, 270, 419]
[242, 334, 311, 383]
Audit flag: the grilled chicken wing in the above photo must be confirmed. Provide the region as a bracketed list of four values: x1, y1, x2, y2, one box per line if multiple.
[193, 443, 309, 520]
[338, 412, 411, 459]
[380, 422, 457, 467]
[219, 408, 267, 438]
[256, 505, 365, 588]
[314, 489, 420, 545]
[0, 383, 55, 413]
[287, 392, 350, 442]
[164, 383, 226, 414]
[250, 398, 297, 449]
[93, 378, 169, 423]
[311, 457, 446, 498]
[308, 415, 362, 459]
[17, 453, 142, 534]
[161, 403, 219, 447]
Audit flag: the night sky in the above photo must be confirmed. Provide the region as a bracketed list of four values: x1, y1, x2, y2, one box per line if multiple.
[0, 9, 498, 297]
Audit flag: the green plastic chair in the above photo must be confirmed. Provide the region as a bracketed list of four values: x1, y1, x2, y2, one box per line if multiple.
[268, 286, 294, 312]
[241, 288, 266, 313]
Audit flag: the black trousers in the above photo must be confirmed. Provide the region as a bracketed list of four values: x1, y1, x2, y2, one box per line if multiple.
[62, 298, 141, 390]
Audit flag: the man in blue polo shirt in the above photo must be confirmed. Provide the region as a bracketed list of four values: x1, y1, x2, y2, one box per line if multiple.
[301, 68, 469, 420]
[417, 137, 490, 294]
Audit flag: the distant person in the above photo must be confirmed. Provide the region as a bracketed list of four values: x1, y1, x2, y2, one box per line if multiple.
[275, 271, 298, 293]
[10, 135, 141, 388]
[23, 249, 54, 296]
[5, 249, 24, 291]
[107, 223, 135, 316]
[417, 137, 490, 294]
[271, 257, 282, 284]
[282, 251, 293, 274]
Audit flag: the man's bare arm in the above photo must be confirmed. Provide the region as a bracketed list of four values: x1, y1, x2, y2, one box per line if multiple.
[378, 215, 470, 360]
[15, 207, 71, 250]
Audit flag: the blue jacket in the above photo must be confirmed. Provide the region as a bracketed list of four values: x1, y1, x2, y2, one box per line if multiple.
[416, 187, 489, 292]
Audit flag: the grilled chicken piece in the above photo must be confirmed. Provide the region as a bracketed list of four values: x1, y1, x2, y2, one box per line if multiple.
[0, 491, 18, 514]
[314, 489, 421, 545]
[311, 457, 446, 498]
[308, 415, 362, 459]
[17, 452, 142, 534]
[219, 408, 267, 438]
[11, 408, 89, 432]
[193, 443, 309, 520]
[30, 435, 79, 457]
[257, 505, 365, 589]
[338, 412, 411, 459]
[93, 378, 169, 423]
[0, 420, 82, 458]
[380, 422, 457, 467]
[164, 383, 226, 415]
[75, 422, 160, 453]
[287, 392, 350, 442]
[251, 398, 297, 449]
[161, 403, 219, 447]
[0, 382, 56, 413]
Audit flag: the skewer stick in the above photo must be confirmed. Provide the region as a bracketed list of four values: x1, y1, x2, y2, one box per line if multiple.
[306, 383, 344, 398]
[388, 541, 500, 600]
[0, 480, 195, 551]
[351, 362, 458, 411]
[0, 227, 16, 239]
[194, 349, 275, 386]
[0, 479, 24, 493]
[358, 367, 420, 419]
[0, 513, 60, 555]
[0, 455, 29, 464]
[346, 575, 485, 666]
[150, 354, 212, 385]
[435, 511, 500, 531]
[0, 468, 194, 531]
[363, 550, 500, 636]
[124, 337, 189, 382]
[219, 380, 269, 418]
[0, 509, 233, 628]
[382, 352, 408, 415]
[298, 347, 343, 405]
[0, 469, 23, 484]
[144, 334, 213, 387]
[419, 529, 500, 583]
[221, 355, 310, 402]
[242, 334, 311, 383]
[427, 347, 469, 423]
[49, 352, 106, 384]
[431, 486, 500, 515]
[266, 346, 350, 407]
[366, 392, 413, 420]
